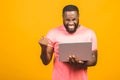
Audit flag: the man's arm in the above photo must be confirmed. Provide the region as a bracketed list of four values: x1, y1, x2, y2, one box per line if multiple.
[84, 50, 97, 66]
[39, 37, 54, 65]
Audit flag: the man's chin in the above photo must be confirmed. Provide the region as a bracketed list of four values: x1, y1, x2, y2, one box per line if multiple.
[68, 28, 74, 31]
[67, 29, 76, 33]
[64, 25, 78, 33]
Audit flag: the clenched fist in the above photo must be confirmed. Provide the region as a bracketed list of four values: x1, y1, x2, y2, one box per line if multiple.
[38, 37, 49, 46]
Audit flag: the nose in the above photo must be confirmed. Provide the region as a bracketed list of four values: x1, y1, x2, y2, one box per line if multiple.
[68, 21, 74, 25]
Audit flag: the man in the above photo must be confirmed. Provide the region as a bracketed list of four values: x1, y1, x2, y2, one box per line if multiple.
[39, 5, 97, 80]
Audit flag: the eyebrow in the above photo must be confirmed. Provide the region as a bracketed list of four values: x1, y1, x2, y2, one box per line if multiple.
[72, 18, 76, 21]
[65, 18, 76, 21]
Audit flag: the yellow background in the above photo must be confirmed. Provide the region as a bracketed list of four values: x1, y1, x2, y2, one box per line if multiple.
[0, 0, 120, 80]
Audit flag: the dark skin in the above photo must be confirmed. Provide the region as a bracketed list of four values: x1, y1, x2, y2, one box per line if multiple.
[39, 11, 97, 66]
[39, 37, 54, 65]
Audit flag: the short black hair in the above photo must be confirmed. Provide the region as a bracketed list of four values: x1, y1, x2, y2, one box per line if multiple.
[63, 5, 79, 14]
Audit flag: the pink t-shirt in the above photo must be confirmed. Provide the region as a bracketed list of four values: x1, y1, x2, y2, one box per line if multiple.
[46, 25, 97, 80]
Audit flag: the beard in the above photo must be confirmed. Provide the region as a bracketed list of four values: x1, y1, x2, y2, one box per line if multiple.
[64, 22, 79, 34]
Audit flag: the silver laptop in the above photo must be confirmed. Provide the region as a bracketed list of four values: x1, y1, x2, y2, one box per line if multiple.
[58, 42, 92, 62]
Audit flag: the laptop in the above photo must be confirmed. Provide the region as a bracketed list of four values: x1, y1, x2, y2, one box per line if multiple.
[58, 42, 92, 62]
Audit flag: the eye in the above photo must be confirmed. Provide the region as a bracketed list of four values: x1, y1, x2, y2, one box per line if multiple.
[72, 18, 76, 21]
[65, 19, 70, 21]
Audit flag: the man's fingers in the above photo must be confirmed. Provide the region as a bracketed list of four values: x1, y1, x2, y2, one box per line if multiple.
[78, 60, 84, 64]
[38, 37, 49, 46]
[68, 55, 84, 64]
[68, 55, 76, 64]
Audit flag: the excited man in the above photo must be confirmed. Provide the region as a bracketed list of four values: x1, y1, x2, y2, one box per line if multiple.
[39, 4, 98, 80]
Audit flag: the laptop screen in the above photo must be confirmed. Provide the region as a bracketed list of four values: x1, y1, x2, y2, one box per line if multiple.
[58, 42, 92, 62]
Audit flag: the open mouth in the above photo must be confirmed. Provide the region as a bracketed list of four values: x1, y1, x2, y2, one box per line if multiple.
[68, 25, 75, 31]
[68, 25, 74, 29]
[64, 23, 78, 33]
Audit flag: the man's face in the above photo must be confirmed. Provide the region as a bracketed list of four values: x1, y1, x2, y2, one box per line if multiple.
[63, 11, 79, 34]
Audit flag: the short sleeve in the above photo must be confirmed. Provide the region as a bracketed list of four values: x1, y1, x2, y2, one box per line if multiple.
[90, 30, 97, 51]
[46, 30, 55, 47]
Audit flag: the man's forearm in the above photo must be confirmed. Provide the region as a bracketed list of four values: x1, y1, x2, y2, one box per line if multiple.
[40, 45, 53, 65]
[40, 46, 50, 65]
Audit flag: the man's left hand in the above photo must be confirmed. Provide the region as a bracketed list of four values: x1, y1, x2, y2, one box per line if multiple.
[68, 55, 84, 64]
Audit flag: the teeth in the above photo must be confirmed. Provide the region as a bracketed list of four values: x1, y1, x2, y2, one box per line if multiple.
[69, 26, 74, 29]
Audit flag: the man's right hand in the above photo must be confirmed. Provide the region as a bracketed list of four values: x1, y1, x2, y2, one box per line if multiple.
[38, 37, 49, 46]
